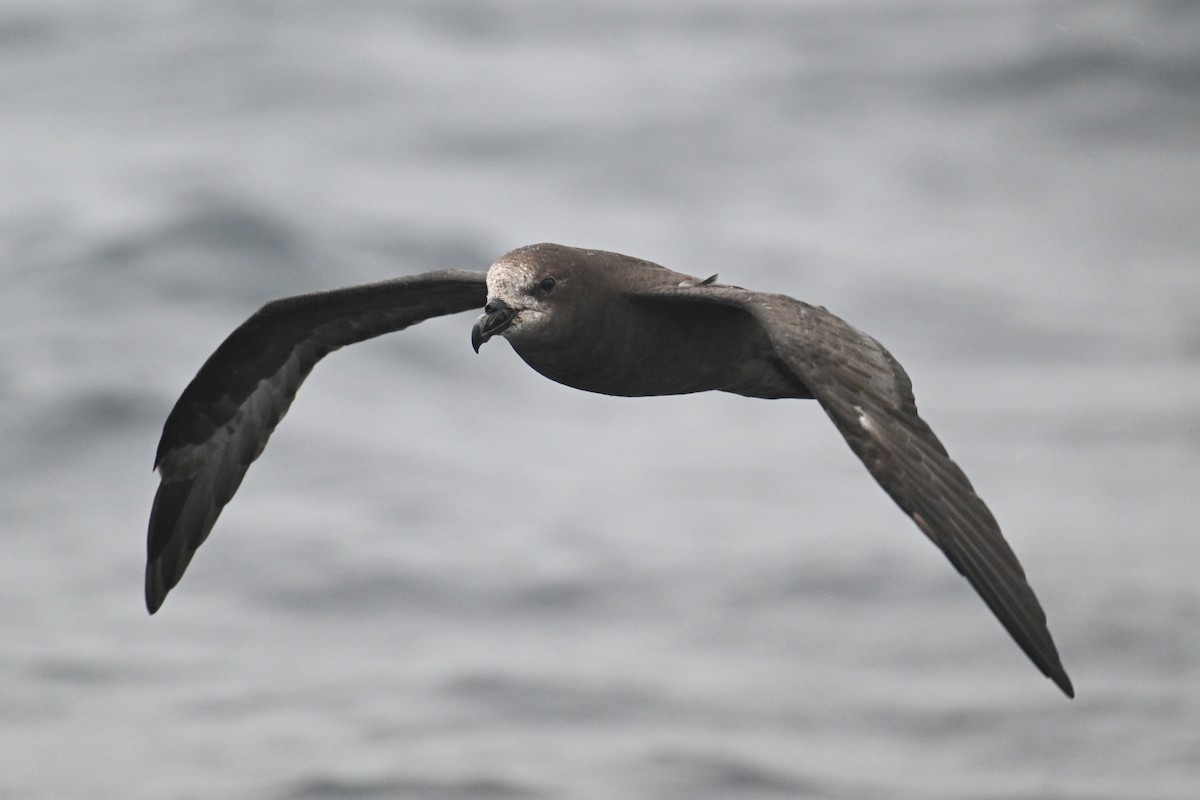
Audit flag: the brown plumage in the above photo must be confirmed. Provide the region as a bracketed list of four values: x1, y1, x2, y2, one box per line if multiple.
[147, 243, 1073, 697]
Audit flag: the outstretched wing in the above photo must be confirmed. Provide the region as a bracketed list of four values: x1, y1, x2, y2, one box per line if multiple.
[637, 285, 1073, 697]
[146, 270, 487, 613]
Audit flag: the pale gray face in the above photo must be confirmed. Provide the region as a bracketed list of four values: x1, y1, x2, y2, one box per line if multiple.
[470, 251, 569, 351]
[484, 256, 550, 338]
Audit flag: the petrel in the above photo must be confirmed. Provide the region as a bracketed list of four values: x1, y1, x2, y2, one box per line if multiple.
[146, 242, 1073, 697]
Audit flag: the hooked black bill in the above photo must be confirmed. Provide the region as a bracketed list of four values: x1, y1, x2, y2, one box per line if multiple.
[471, 298, 517, 352]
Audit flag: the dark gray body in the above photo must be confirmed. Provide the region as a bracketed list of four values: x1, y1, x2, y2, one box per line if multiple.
[491, 248, 813, 400]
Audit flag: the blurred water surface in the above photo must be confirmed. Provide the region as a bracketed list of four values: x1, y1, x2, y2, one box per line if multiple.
[1, 1, 1198, 798]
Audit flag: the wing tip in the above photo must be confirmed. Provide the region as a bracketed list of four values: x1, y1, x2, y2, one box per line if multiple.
[145, 566, 168, 615]
[1049, 664, 1075, 699]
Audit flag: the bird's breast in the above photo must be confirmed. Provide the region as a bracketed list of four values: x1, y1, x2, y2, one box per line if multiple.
[506, 300, 809, 400]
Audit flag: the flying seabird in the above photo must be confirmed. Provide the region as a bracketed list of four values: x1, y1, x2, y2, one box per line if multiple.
[145, 242, 1074, 697]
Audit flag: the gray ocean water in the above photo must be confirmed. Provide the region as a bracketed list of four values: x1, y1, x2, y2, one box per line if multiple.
[2, 1, 1198, 798]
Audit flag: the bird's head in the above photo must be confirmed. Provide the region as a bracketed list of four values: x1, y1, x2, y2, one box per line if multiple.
[471, 243, 586, 353]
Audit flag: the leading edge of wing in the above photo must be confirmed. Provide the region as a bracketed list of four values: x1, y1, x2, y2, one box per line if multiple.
[633, 284, 1074, 697]
[146, 270, 487, 613]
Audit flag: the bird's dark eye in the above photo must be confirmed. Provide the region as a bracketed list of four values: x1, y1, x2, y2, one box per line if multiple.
[539, 276, 556, 292]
